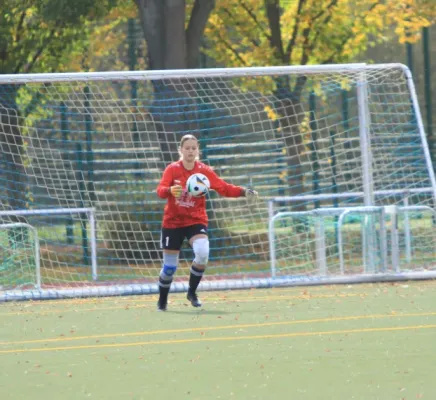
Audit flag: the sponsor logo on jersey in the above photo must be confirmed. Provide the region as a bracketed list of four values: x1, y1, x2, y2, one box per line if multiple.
[176, 189, 195, 208]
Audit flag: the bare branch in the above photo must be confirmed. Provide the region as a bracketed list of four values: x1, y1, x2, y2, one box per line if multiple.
[320, 0, 383, 64]
[186, 0, 215, 68]
[312, 0, 338, 22]
[264, 0, 285, 62]
[238, 0, 271, 40]
[299, 26, 311, 65]
[285, 0, 307, 61]
[22, 29, 56, 73]
[291, 75, 307, 102]
[209, 22, 247, 66]
[303, 0, 339, 63]
[221, 8, 261, 47]
[15, 11, 27, 43]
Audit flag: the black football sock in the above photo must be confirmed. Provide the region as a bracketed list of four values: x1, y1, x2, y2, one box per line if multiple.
[189, 265, 204, 293]
[158, 278, 171, 300]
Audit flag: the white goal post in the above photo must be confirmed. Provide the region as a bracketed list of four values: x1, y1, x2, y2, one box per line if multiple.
[0, 222, 41, 289]
[0, 63, 435, 302]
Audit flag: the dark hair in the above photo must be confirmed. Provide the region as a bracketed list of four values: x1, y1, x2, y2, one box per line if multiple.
[180, 134, 198, 147]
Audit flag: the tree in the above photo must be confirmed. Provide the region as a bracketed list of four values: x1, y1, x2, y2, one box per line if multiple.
[206, 0, 436, 68]
[80, 3, 143, 73]
[134, 0, 216, 162]
[204, 0, 436, 206]
[0, 0, 118, 213]
[135, 0, 215, 70]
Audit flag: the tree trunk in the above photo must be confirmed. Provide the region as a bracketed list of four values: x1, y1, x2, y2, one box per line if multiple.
[163, 0, 187, 69]
[0, 85, 27, 216]
[186, 0, 216, 68]
[276, 98, 306, 212]
[273, 76, 308, 212]
[135, 0, 215, 164]
[0, 85, 28, 249]
[135, 0, 166, 70]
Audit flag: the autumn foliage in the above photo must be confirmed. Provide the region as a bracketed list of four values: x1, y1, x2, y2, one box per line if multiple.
[204, 0, 436, 68]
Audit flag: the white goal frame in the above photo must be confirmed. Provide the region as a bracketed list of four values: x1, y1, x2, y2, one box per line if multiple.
[0, 208, 97, 300]
[0, 63, 435, 301]
[0, 222, 41, 289]
[268, 202, 436, 278]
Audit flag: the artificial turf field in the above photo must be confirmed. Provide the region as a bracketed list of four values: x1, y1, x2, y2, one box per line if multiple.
[1, 281, 436, 399]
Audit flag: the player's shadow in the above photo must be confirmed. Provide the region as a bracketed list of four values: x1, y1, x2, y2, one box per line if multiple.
[167, 309, 235, 315]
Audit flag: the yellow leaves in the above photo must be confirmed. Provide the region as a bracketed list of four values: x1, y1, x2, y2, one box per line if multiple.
[364, 13, 385, 31]
[341, 46, 354, 57]
[300, 114, 311, 135]
[264, 105, 279, 121]
[106, 2, 136, 20]
[207, 0, 436, 70]
[208, 13, 221, 27]
[351, 25, 361, 34]
[354, 33, 366, 46]
[90, 21, 126, 58]
[394, 13, 432, 44]
[385, 0, 436, 42]
[375, 3, 387, 13]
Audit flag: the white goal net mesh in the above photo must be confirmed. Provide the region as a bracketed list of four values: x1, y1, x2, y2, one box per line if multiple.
[0, 64, 435, 300]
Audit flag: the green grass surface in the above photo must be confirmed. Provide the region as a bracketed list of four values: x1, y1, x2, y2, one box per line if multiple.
[1, 281, 436, 399]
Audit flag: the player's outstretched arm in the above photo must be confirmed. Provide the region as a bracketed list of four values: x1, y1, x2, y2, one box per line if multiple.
[207, 165, 257, 198]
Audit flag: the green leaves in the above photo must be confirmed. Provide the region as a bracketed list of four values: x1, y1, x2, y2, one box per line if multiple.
[38, 0, 116, 24]
[0, 0, 120, 74]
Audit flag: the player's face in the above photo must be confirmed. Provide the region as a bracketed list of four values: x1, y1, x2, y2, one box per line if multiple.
[180, 139, 199, 162]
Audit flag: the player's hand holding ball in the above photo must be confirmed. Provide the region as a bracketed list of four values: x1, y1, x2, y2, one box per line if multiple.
[170, 185, 183, 198]
[244, 188, 258, 199]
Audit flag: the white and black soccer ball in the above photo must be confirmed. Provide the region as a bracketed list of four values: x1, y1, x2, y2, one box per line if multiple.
[186, 173, 210, 197]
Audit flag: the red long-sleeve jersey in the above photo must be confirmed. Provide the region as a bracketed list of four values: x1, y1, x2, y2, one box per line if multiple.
[156, 160, 244, 228]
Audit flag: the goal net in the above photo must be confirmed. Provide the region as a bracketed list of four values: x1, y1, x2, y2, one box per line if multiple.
[0, 64, 435, 301]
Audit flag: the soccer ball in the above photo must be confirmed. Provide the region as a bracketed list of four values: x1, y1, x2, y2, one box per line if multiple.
[186, 173, 210, 197]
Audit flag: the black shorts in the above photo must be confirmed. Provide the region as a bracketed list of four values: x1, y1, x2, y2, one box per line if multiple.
[161, 224, 208, 250]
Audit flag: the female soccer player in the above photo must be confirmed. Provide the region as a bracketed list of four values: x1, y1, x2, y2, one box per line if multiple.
[155, 134, 258, 311]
